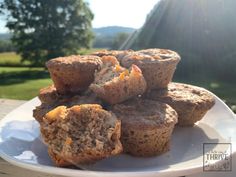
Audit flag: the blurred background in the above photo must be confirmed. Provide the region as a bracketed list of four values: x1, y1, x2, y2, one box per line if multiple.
[0, 0, 235, 112]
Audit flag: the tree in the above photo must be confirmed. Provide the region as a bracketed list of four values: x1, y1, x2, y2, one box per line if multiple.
[111, 32, 130, 50]
[0, 0, 94, 65]
[0, 40, 16, 52]
[92, 36, 113, 49]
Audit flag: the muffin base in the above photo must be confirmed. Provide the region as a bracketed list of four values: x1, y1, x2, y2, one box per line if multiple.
[121, 124, 174, 156]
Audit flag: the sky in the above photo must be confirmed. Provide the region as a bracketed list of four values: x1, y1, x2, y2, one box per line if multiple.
[87, 0, 158, 28]
[0, 0, 159, 33]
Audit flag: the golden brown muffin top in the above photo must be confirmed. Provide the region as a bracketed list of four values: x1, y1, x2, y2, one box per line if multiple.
[148, 82, 215, 108]
[41, 104, 122, 162]
[92, 50, 124, 57]
[38, 85, 102, 107]
[92, 49, 132, 60]
[121, 49, 180, 67]
[38, 85, 58, 103]
[46, 55, 102, 68]
[112, 98, 178, 129]
[34, 90, 103, 123]
[43, 104, 116, 125]
[91, 63, 143, 87]
[138, 48, 180, 60]
[39, 85, 56, 95]
[100, 55, 120, 66]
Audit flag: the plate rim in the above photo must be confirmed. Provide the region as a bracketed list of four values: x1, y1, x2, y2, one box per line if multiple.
[0, 86, 235, 177]
[0, 151, 204, 177]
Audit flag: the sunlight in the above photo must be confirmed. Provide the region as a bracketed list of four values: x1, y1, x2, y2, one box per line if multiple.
[87, 0, 159, 28]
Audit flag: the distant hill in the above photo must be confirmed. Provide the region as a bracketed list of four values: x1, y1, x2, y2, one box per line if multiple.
[0, 33, 11, 41]
[92, 26, 136, 49]
[0, 26, 136, 49]
[0, 26, 136, 41]
[93, 26, 135, 37]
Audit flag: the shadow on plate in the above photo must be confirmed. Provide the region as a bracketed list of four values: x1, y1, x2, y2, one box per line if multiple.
[77, 123, 223, 171]
[0, 120, 52, 165]
[0, 120, 225, 172]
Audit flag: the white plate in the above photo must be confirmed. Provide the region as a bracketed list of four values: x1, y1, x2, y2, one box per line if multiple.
[0, 91, 236, 177]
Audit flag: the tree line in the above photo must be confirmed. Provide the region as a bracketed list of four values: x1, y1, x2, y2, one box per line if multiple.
[0, 32, 130, 53]
[0, 40, 15, 52]
[0, 0, 130, 65]
[0, 0, 94, 66]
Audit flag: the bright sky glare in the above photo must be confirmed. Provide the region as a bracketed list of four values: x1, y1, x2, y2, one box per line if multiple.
[87, 0, 159, 28]
[0, 17, 6, 33]
[0, 0, 159, 33]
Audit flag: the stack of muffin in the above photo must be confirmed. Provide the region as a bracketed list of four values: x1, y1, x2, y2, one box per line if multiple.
[33, 48, 215, 167]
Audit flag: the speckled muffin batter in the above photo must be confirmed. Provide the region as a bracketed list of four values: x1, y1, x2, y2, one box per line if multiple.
[38, 85, 59, 104]
[46, 55, 102, 94]
[90, 56, 147, 104]
[92, 49, 132, 63]
[145, 82, 215, 126]
[33, 90, 102, 123]
[41, 104, 122, 166]
[121, 48, 180, 89]
[112, 98, 178, 157]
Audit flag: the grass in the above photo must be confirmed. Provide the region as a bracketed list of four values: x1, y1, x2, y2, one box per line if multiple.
[0, 51, 236, 113]
[0, 52, 30, 66]
[174, 78, 236, 112]
[78, 48, 102, 55]
[1, 65, 235, 108]
[0, 67, 52, 100]
[0, 78, 52, 100]
[0, 49, 102, 100]
[0, 49, 102, 67]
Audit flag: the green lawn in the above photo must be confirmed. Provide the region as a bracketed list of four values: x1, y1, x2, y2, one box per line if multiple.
[0, 67, 52, 100]
[0, 52, 30, 66]
[0, 50, 102, 100]
[78, 48, 102, 55]
[0, 52, 236, 113]
[0, 49, 102, 67]
[174, 78, 236, 112]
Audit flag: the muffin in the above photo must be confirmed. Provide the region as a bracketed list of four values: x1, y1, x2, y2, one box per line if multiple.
[138, 48, 180, 59]
[90, 57, 147, 104]
[46, 55, 102, 94]
[40, 104, 122, 166]
[92, 49, 132, 63]
[38, 85, 59, 104]
[112, 98, 178, 157]
[33, 103, 53, 123]
[145, 82, 215, 126]
[33, 91, 102, 123]
[48, 148, 72, 167]
[120, 48, 180, 89]
[100, 55, 120, 66]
